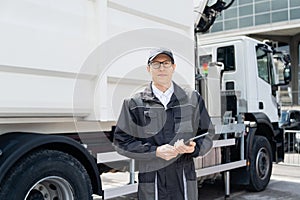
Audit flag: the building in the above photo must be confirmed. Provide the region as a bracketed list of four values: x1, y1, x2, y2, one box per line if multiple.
[199, 0, 300, 106]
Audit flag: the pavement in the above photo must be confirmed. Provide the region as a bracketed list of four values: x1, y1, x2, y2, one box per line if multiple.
[93, 163, 300, 200]
[272, 163, 300, 182]
[199, 163, 300, 200]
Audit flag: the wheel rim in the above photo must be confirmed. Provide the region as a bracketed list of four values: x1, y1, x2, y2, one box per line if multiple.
[255, 147, 270, 180]
[25, 176, 74, 200]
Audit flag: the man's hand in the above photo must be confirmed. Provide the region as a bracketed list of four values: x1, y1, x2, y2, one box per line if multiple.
[156, 144, 178, 161]
[174, 139, 196, 154]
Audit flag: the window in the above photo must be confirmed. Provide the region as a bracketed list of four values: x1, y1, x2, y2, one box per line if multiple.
[256, 49, 269, 83]
[271, 0, 288, 11]
[224, 7, 237, 19]
[224, 19, 238, 30]
[256, 45, 274, 84]
[290, 0, 300, 7]
[290, 111, 300, 122]
[239, 5, 253, 16]
[239, 16, 253, 28]
[255, 13, 270, 25]
[291, 8, 300, 20]
[239, 0, 253, 5]
[272, 11, 288, 23]
[217, 46, 235, 71]
[295, 111, 300, 122]
[255, 2, 270, 14]
[211, 22, 223, 32]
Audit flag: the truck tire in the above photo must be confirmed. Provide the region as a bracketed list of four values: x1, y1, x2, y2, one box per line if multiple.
[248, 135, 272, 191]
[0, 149, 93, 200]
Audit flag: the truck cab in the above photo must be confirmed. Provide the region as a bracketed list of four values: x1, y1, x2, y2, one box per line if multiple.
[198, 36, 290, 123]
[197, 36, 291, 191]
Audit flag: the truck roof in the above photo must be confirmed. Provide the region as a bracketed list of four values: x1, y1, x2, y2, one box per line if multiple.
[197, 35, 263, 46]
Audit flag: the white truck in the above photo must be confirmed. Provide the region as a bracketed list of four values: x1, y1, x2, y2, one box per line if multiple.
[196, 35, 291, 190]
[0, 0, 290, 199]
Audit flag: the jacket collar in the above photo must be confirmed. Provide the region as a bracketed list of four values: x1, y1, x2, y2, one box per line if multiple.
[141, 81, 188, 103]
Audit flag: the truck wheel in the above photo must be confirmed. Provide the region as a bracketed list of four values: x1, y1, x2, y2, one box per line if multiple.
[0, 149, 92, 200]
[248, 135, 272, 191]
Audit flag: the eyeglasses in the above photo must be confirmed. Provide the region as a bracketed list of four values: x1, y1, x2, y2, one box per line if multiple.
[149, 60, 173, 69]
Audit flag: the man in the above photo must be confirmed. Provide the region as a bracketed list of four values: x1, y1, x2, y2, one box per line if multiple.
[113, 48, 213, 200]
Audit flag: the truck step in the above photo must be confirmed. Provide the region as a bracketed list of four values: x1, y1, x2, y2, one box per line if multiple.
[97, 152, 136, 199]
[213, 138, 235, 148]
[196, 160, 246, 177]
[102, 183, 138, 199]
[97, 151, 131, 163]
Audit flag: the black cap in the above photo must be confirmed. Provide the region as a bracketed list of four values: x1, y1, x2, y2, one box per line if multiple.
[147, 47, 174, 64]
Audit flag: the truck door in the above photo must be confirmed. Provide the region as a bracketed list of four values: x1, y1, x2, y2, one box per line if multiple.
[256, 44, 278, 122]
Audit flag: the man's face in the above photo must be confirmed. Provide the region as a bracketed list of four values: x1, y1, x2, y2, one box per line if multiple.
[147, 54, 176, 88]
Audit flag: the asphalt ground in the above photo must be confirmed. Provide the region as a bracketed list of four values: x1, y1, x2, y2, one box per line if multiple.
[94, 163, 300, 200]
[198, 163, 300, 200]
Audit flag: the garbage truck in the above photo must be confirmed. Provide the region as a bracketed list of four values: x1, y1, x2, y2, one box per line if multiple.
[0, 0, 291, 199]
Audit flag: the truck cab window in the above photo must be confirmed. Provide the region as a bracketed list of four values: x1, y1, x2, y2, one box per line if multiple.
[217, 45, 235, 71]
[294, 111, 300, 122]
[256, 46, 275, 84]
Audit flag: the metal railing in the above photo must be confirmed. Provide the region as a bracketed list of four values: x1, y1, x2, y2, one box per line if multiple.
[283, 129, 300, 166]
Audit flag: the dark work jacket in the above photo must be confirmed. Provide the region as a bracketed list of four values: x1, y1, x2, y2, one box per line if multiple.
[113, 82, 214, 200]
